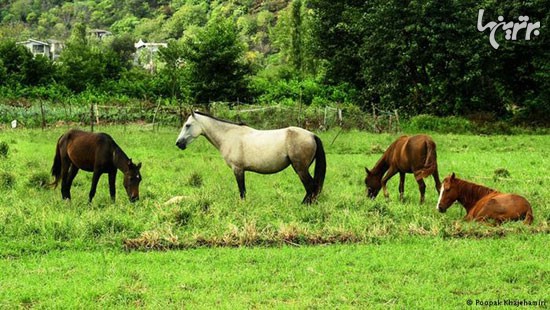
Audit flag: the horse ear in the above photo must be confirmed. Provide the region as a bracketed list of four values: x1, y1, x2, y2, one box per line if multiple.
[451, 172, 456, 180]
[365, 167, 370, 174]
[137, 163, 142, 169]
[191, 110, 195, 117]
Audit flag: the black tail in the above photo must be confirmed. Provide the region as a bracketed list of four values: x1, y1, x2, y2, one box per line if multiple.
[313, 135, 326, 199]
[50, 137, 63, 188]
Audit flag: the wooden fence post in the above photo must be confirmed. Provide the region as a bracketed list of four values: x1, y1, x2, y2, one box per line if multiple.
[40, 100, 46, 130]
[90, 101, 94, 132]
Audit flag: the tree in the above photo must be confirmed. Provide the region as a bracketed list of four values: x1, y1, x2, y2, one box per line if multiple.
[156, 40, 186, 101]
[271, 0, 316, 77]
[109, 33, 136, 70]
[0, 40, 33, 86]
[58, 23, 129, 92]
[24, 55, 56, 86]
[309, 0, 366, 89]
[161, 2, 209, 39]
[311, 0, 548, 120]
[181, 18, 251, 105]
[0, 57, 5, 80]
[0, 40, 56, 87]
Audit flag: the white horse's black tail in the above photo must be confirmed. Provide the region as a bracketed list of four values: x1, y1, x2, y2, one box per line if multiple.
[313, 135, 326, 199]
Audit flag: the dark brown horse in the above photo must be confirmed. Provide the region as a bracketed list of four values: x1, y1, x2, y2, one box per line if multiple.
[51, 129, 142, 202]
[437, 173, 533, 225]
[365, 134, 441, 204]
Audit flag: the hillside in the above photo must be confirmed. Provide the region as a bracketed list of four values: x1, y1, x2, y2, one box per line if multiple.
[0, 0, 289, 53]
[0, 0, 547, 124]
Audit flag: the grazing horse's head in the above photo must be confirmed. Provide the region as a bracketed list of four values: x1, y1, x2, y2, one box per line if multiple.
[176, 112, 202, 150]
[123, 161, 142, 202]
[364, 168, 382, 199]
[437, 173, 459, 213]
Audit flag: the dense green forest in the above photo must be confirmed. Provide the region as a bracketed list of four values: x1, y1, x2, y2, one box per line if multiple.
[0, 0, 548, 125]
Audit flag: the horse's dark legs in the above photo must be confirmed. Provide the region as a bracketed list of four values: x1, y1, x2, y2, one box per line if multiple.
[416, 178, 426, 204]
[381, 167, 398, 200]
[298, 171, 316, 204]
[63, 164, 79, 200]
[108, 171, 117, 202]
[398, 172, 405, 201]
[89, 170, 102, 203]
[233, 169, 246, 199]
[60, 160, 72, 200]
[290, 161, 316, 204]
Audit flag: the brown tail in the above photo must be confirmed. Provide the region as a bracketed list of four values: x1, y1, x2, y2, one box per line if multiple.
[524, 208, 534, 225]
[50, 136, 63, 188]
[415, 140, 437, 180]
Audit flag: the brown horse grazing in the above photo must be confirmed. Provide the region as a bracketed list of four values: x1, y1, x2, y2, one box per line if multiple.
[436, 173, 533, 225]
[51, 129, 142, 202]
[365, 134, 441, 204]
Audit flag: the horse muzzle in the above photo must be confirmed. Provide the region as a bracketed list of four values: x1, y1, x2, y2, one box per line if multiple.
[129, 196, 139, 203]
[176, 140, 187, 150]
[437, 206, 447, 213]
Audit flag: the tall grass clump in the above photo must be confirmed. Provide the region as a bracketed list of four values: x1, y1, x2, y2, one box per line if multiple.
[0, 171, 16, 189]
[27, 172, 51, 189]
[405, 115, 473, 134]
[0, 141, 8, 157]
[187, 172, 203, 188]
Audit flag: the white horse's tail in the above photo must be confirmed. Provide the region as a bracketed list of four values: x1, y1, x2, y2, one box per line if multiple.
[313, 135, 326, 198]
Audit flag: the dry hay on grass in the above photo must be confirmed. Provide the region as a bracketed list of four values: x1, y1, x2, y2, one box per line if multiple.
[122, 225, 361, 251]
[163, 196, 190, 205]
[122, 221, 550, 251]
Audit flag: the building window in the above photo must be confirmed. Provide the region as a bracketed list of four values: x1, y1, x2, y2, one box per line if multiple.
[33, 44, 45, 54]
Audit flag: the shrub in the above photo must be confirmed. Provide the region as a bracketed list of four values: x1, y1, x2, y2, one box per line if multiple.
[187, 172, 203, 188]
[0, 171, 16, 189]
[406, 115, 473, 134]
[493, 168, 511, 182]
[173, 209, 192, 226]
[27, 172, 51, 189]
[0, 141, 8, 157]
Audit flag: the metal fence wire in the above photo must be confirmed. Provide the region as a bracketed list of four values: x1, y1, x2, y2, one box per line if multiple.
[0, 101, 401, 133]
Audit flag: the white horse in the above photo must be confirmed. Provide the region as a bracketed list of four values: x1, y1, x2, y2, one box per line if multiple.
[175, 111, 326, 203]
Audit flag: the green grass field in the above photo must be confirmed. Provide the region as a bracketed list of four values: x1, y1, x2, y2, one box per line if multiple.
[0, 125, 548, 308]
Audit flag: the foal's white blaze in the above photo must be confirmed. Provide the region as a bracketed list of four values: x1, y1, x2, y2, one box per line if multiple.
[436, 184, 445, 210]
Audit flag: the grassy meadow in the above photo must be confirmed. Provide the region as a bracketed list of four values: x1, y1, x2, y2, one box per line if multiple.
[0, 124, 548, 308]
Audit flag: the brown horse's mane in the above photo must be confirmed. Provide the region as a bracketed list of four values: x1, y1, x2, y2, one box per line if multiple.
[194, 111, 247, 126]
[370, 138, 402, 175]
[112, 143, 132, 169]
[97, 132, 133, 171]
[455, 178, 497, 209]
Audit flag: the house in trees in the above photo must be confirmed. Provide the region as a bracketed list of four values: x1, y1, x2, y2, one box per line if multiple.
[134, 39, 168, 73]
[16, 39, 65, 61]
[47, 39, 64, 61]
[88, 29, 112, 40]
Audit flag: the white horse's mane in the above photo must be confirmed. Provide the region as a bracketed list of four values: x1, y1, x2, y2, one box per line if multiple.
[194, 111, 247, 126]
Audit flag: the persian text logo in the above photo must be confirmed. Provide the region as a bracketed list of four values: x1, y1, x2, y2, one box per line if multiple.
[477, 9, 541, 49]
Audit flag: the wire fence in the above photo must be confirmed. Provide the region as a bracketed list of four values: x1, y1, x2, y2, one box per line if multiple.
[0, 100, 401, 133]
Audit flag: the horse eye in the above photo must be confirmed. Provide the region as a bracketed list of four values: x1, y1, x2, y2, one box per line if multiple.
[185, 124, 191, 128]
